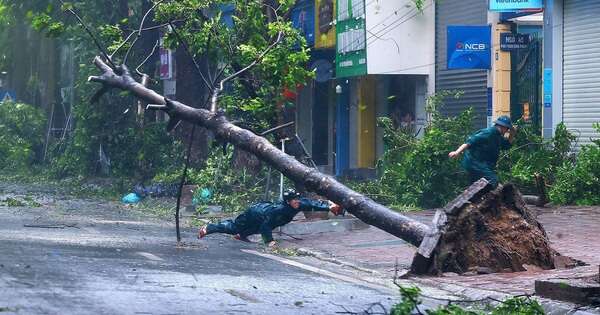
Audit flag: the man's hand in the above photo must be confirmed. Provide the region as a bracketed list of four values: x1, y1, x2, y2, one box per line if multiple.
[508, 126, 518, 143]
[267, 240, 277, 248]
[329, 202, 342, 216]
[449, 143, 469, 159]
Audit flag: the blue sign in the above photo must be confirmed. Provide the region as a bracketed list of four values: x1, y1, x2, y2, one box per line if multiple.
[0, 89, 16, 103]
[292, 0, 315, 46]
[543, 68, 552, 108]
[447, 26, 491, 70]
[490, 0, 543, 11]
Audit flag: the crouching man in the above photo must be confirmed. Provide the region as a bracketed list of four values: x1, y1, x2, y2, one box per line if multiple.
[198, 189, 342, 247]
[449, 115, 517, 187]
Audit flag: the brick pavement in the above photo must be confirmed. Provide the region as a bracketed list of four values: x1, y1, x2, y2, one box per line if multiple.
[280, 205, 600, 297]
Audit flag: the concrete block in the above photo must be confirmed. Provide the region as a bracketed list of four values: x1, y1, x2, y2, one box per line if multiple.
[280, 218, 369, 235]
[535, 277, 600, 305]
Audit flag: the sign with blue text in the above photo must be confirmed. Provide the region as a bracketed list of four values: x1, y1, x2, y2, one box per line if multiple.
[489, 0, 544, 11]
[447, 26, 491, 70]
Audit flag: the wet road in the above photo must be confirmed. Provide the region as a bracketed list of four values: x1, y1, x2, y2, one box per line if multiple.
[0, 185, 395, 315]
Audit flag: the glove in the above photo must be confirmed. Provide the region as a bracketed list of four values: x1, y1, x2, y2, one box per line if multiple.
[330, 203, 343, 216]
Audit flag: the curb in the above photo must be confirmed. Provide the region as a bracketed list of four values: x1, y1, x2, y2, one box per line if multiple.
[280, 217, 369, 235]
[281, 245, 600, 314]
[293, 247, 382, 276]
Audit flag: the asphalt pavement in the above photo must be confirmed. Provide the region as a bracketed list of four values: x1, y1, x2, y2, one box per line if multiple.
[0, 183, 396, 315]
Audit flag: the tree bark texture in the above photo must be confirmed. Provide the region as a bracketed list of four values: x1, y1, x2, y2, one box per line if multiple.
[89, 57, 431, 247]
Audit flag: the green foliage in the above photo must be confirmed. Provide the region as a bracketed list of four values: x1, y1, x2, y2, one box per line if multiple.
[154, 146, 273, 213]
[549, 123, 600, 205]
[2, 0, 314, 184]
[497, 122, 575, 193]
[391, 285, 545, 315]
[355, 92, 473, 209]
[0, 102, 46, 169]
[0, 196, 42, 207]
[155, 0, 313, 129]
[391, 286, 423, 315]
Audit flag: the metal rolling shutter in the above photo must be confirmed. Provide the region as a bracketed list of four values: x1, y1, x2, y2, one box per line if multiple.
[435, 0, 488, 128]
[563, 0, 600, 150]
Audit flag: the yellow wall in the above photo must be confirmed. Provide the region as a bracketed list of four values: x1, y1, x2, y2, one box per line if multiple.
[493, 23, 512, 119]
[315, 0, 336, 48]
[357, 76, 376, 168]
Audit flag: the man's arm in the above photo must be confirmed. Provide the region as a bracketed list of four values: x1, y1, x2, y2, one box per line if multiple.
[258, 218, 275, 244]
[299, 198, 343, 215]
[299, 198, 330, 211]
[449, 143, 470, 159]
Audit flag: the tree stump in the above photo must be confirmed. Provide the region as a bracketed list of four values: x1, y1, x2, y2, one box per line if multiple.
[411, 180, 577, 275]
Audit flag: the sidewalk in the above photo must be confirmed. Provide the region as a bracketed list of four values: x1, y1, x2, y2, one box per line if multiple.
[278, 205, 600, 311]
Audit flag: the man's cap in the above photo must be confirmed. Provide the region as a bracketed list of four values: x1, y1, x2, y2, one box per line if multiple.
[494, 115, 513, 129]
[282, 189, 300, 201]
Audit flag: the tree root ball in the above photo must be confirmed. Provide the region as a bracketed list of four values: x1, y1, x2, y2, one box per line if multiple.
[411, 183, 582, 275]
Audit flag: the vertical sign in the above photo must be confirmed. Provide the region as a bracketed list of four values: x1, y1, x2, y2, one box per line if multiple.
[447, 26, 491, 70]
[159, 37, 173, 80]
[543, 68, 552, 108]
[487, 87, 493, 127]
[335, 0, 367, 78]
[292, 0, 315, 46]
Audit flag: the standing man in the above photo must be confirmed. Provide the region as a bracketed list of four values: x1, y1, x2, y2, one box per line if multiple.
[448, 116, 517, 187]
[198, 189, 342, 247]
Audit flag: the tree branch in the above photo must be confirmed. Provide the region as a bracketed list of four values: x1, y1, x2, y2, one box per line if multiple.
[58, 0, 116, 69]
[123, 0, 163, 65]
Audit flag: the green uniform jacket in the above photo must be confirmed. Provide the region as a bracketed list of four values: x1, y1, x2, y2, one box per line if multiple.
[461, 126, 511, 186]
[247, 198, 331, 243]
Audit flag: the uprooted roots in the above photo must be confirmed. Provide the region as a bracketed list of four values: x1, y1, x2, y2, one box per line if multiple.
[413, 184, 580, 275]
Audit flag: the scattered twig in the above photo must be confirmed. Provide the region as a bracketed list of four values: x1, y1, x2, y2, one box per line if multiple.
[24, 224, 79, 229]
[275, 230, 303, 241]
[174, 125, 196, 243]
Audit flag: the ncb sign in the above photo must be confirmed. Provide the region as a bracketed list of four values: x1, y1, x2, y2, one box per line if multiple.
[489, 0, 544, 11]
[447, 26, 491, 70]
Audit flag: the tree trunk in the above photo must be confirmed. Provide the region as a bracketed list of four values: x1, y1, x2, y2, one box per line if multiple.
[89, 57, 431, 247]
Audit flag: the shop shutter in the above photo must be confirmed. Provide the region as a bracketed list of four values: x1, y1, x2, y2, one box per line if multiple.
[435, 0, 488, 128]
[563, 0, 600, 150]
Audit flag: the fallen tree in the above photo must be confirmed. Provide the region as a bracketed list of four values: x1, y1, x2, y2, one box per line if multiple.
[88, 57, 430, 247]
[89, 58, 577, 275]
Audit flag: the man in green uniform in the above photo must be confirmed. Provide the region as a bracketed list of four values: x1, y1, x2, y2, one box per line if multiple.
[198, 189, 342, 247]
[449, 116, 517, 187]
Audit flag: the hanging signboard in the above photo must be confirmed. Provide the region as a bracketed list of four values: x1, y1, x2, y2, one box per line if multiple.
[292, 0, 315, 46]
[335, 0, 367, 78]
[159, 38, 173, 80]
[489, 0, 543, 11]
[315, 0, 336, 48]
[447, 25, 491, 70]
[500, 33, 531, 51]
